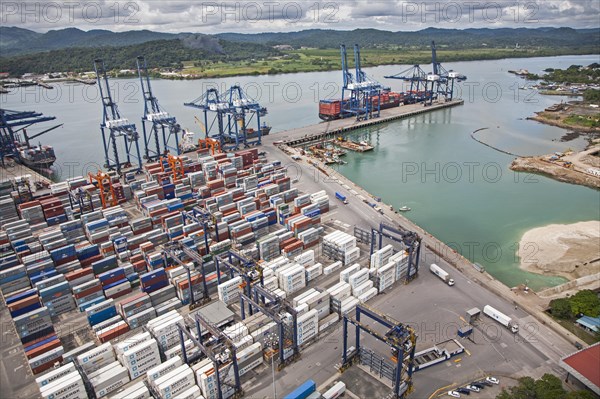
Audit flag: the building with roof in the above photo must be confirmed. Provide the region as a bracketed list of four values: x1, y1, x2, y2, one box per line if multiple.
[560, 342, 600, 395]
[575, 316, 600, 333]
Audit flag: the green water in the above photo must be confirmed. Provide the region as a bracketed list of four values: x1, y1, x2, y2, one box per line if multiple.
[332, 57, 600, 290]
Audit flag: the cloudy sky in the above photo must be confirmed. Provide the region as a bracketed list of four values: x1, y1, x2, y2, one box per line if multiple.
[2, 0, 599, 33]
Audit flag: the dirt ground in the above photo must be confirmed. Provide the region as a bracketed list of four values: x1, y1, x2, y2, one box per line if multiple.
[518, 221, 600, 280]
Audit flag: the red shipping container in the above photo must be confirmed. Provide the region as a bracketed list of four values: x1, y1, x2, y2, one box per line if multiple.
[98, 324, 130, 343]
[31, 356, 63, 375]
[73, 285, 102, 300]
[26, 338, 62, 360]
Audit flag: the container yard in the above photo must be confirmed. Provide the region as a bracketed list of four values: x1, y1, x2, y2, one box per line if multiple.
[0, 124, 581, 399]
[0, 46, 582, 399]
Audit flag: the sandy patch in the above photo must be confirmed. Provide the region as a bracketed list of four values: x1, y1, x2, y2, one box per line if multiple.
[518, 221, 600, 280]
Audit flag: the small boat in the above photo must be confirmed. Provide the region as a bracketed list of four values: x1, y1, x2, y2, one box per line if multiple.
[398, 206, 411, 212]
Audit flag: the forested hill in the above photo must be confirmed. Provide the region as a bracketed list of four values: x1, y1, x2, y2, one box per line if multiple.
[3, 26, 598, 57]
[0, 36, 280, 75]
[216, 27, 599, 49]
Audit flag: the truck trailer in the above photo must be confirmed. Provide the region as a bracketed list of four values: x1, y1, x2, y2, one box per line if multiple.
[483, 305, 518, 333]
[335, 192, 348, 204]
[429, 264, 454, 286]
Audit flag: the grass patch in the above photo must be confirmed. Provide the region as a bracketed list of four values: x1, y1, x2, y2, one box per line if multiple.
[553, 318, 600, 345]
[564, 114, 600, 128]
[171, 47, 598, 79]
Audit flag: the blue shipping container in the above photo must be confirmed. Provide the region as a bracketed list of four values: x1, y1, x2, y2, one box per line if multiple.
[87, 306, 117, 326]
[283, 380, 316, 399]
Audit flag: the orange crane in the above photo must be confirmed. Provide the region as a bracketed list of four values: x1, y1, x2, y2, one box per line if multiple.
[194, 116, 222, 155]
[88, 171, 117, 208]
[160, 153, 185, 181]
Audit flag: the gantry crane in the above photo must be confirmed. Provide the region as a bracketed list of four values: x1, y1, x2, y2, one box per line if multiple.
[227, 85, 268, 147]
[239, 284, 300, 369]
[0, 109, 61, 166]
[341, 304, 416, 398]
[429, 41, 467, 102]
[88, 170, 118, 208]
[94, 59, 143, 175]
[195, 116, 222, 155]
[136, 55, 183, 160]
[185, 86, 269, 151]
[385, 64, 431, 105]
[160, 153, 185, 182]
[185, 89, 234, 150]
[370, 222, 422, 283]
[176, 312, 243, 399]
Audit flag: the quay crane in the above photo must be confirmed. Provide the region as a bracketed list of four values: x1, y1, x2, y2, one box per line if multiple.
[340, 44, 383, 120]
[0, 109, 61, 167]
[94, 59, 143, 175]
[429, 41, 467, 102]
[384, 64, 431, 105]
[185, 86, 269, 151]
[136, 55, 186, 160]
[226, 85, 268, 147]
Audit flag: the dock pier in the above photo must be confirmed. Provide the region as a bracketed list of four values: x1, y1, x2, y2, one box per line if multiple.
[275, 99, 464, 147]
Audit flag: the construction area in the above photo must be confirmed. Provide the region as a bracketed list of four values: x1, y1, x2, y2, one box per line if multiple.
[0, 45, 585, 399]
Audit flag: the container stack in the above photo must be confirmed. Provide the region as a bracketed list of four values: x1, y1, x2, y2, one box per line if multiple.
[217, 276, 242, 305]
[296, 308, 319, 346]
[147, 310, 185, 352]
[117, 335, 161, 380]
[140, 268, 168, 293]
[38, 278, 75, 317]
[37, 366, 85, 399]
[322, 230, 359, 265]
[278, 263, 306, 294]
[0, 196, 19, 224]
[73, 278, 105, 311]
[376, 261, 396, 292]
[327, 281, 352, 314]
[370, 244, 394, 269]
[150, 364, 196, 399]
[88, 361, 131, 398]
[257, 234, 280, 262]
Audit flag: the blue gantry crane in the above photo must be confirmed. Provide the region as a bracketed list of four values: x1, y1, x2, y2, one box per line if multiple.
[339, 44, 383, 120]
[341, 304, 416, 398]
[136, 55, 183, 160]
[227, 85, 268, 147]
[385, 63, 431, 105]
[185, 85, 268, 151]
[94, 59, 143, 175]
[0, 109, 61, 166]
[429, 41, 467, 102]
[370, 223, 421, 283]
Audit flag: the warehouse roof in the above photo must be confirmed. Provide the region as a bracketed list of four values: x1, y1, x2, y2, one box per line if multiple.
[560, 342, 600, 395]
[575, 316, 600, 332]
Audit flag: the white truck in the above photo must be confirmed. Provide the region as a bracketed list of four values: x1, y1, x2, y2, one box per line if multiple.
[430, 263, 454, 286]
[483, 305, 519, 333]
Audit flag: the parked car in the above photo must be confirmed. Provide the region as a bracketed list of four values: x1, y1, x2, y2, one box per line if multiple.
[456, 387, 471, 395]
[471, 383, 485, 390]
[486, 377, 500, 385]
[466, 385, 480, 393]
[475, 380, 492, 387]
[447, 391, 461, 398]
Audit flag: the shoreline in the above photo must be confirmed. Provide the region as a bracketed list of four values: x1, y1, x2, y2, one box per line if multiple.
[18, 50, 599, 82]
[518, 221, 600, 281]
[528, 113, 600, 134]
[510, 155, 600, 189]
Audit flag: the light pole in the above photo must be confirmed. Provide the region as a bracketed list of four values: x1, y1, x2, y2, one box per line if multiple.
[266, 333, 277, 399]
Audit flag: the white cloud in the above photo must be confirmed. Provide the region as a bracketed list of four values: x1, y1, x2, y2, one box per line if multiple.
[1, 0, 598, 33]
